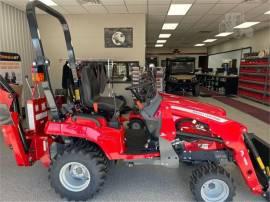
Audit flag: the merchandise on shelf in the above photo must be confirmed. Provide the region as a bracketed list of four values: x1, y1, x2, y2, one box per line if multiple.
[238, 56, 270, 105]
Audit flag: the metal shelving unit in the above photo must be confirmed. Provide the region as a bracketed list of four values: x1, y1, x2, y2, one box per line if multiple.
[238, 57, 270, 105]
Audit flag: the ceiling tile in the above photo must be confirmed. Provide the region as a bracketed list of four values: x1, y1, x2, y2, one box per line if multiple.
[147, 28, 161, 35]
[126, 5, 147, 13]
[101, 0, 124, 5]
[187, 4, 215, 16]
[192, 23, 210, 30]
[230, 2, 260, 14]
[171, 0, 195, 3]
[124, 0, 147, 4]
[208, 3, 238, 14]
[252, 14, 270, 22]
[194, 0, 219, 3]
[245, 2, 270, 19]
[174, 23, 193, 33]
[54, 0, 79, 6]
[218, 0, 243, 3]
[148, 15, 166, 23]
[165, 15, 184, 22]
[148, 23, 163, 29]
[196, 14, 223, 25]
[83, 5, 108, 13]
[51, 6, 68, 14]
[148, 0, 171, 4]
[62, 5, 88, 14]
[148, 5, 170, 15]
[181, 15, 203, 24]
[105, 5, 128, 13]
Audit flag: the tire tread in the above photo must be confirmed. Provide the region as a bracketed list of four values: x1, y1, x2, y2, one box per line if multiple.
[49, 140, 108, 201]
[190, 163, 236, 202]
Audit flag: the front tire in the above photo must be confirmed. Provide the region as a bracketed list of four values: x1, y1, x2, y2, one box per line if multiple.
[190, 163, 235, 202]
[49, 144, 107, 201]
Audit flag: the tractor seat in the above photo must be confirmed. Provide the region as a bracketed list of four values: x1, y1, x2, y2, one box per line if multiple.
[80, 63, 125, 112]
[93, 96, 124, 111]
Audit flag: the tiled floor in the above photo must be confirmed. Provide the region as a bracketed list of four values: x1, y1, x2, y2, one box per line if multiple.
[0, 97, 269, 202]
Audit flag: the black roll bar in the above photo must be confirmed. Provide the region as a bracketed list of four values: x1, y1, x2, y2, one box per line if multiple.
[26, 0, 78, 84]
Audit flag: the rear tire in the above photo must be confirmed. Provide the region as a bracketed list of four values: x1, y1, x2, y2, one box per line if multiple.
[190, 163, 235, 202]
[49, 143, 107, 201]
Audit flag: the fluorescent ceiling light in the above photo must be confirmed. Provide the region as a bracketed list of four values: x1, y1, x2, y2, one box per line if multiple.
[215, 32, 233, 37]
[264, 10, 270, 14]
[194, 44, 205, 47]
[234, 22, 260, 29]
[168, 4, 192, 15]
[162, 23, 179, 30]
[155, 44, 164, 47]
[39, 0, 57, 6]
[159, 34, 171, 38]
[156, 40, 167, 43]
[203, 39, 217, 43]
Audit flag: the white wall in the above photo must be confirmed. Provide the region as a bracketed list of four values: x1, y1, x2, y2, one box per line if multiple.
[37, 14, 146, 90]
[0, 2, 34, 105]
[208, 27, 270, 54]
[208, 48, 251, 70]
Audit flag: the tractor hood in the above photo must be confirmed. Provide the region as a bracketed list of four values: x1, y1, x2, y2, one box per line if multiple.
[160, 93, 226, 117]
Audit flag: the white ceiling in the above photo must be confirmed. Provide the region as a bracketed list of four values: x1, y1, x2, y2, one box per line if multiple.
[1, 0, 270, 49]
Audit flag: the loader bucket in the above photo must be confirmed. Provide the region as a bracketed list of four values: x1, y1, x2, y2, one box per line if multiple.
[249, 134, 270, 167]
[246, 133, 270, 191]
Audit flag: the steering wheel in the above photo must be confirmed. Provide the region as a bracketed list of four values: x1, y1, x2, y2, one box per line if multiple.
[125, 81, 156, 107]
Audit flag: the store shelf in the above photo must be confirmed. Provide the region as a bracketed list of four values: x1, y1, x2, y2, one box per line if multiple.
[240, 64, 270, 68]
[242, 56, 270, 60]
[239, 94, 270, 106]
[239, 79, 269, 86]
[238, 86, 270, 96]
[239, 72, 266, 76]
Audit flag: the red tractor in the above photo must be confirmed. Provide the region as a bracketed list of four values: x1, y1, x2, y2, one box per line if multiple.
[0, 1, 270, 201]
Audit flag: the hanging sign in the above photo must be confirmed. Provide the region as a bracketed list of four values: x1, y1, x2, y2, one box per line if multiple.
[0, 52, 22, 84]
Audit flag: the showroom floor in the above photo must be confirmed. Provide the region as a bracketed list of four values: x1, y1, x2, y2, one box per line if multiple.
[0, 97, 269, 202]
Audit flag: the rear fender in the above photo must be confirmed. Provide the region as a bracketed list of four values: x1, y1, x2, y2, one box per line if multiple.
[45, 118, 125, 159]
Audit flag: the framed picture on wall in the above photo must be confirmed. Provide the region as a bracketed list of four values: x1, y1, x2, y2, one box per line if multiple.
[104, 27, 133, 48]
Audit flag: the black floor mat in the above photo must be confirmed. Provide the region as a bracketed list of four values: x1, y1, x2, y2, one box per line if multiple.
[125, 129, 148, 154]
